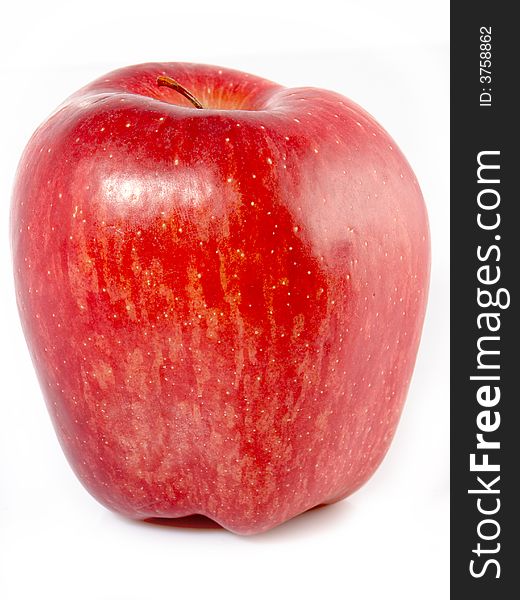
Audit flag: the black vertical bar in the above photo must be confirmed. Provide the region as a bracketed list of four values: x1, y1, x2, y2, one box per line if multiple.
[451, 2, 518, 597]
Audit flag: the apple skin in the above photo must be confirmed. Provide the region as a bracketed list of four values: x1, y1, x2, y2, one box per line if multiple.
[11, 62, 430, 534]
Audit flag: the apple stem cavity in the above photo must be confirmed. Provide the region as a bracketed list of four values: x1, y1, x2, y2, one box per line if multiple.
[156, 75, 204, 109]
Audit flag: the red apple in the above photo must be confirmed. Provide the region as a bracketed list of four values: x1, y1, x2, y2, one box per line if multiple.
[11, 62, 430, 534]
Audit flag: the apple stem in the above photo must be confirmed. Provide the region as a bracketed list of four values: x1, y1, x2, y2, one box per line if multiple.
[156, 76, 204, 109]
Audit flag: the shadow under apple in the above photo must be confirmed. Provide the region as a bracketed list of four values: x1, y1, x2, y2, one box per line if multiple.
[119, 499, 354, 540]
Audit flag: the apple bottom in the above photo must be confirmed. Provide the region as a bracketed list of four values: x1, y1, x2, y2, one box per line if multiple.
[38, 306, 408, 536]
[81, 479, 371, 535]
[51, 397, 397, 536]
[143, 495, 347, 532]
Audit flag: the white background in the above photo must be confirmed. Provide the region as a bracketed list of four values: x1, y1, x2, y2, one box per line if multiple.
[0, 1, 449, 599]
